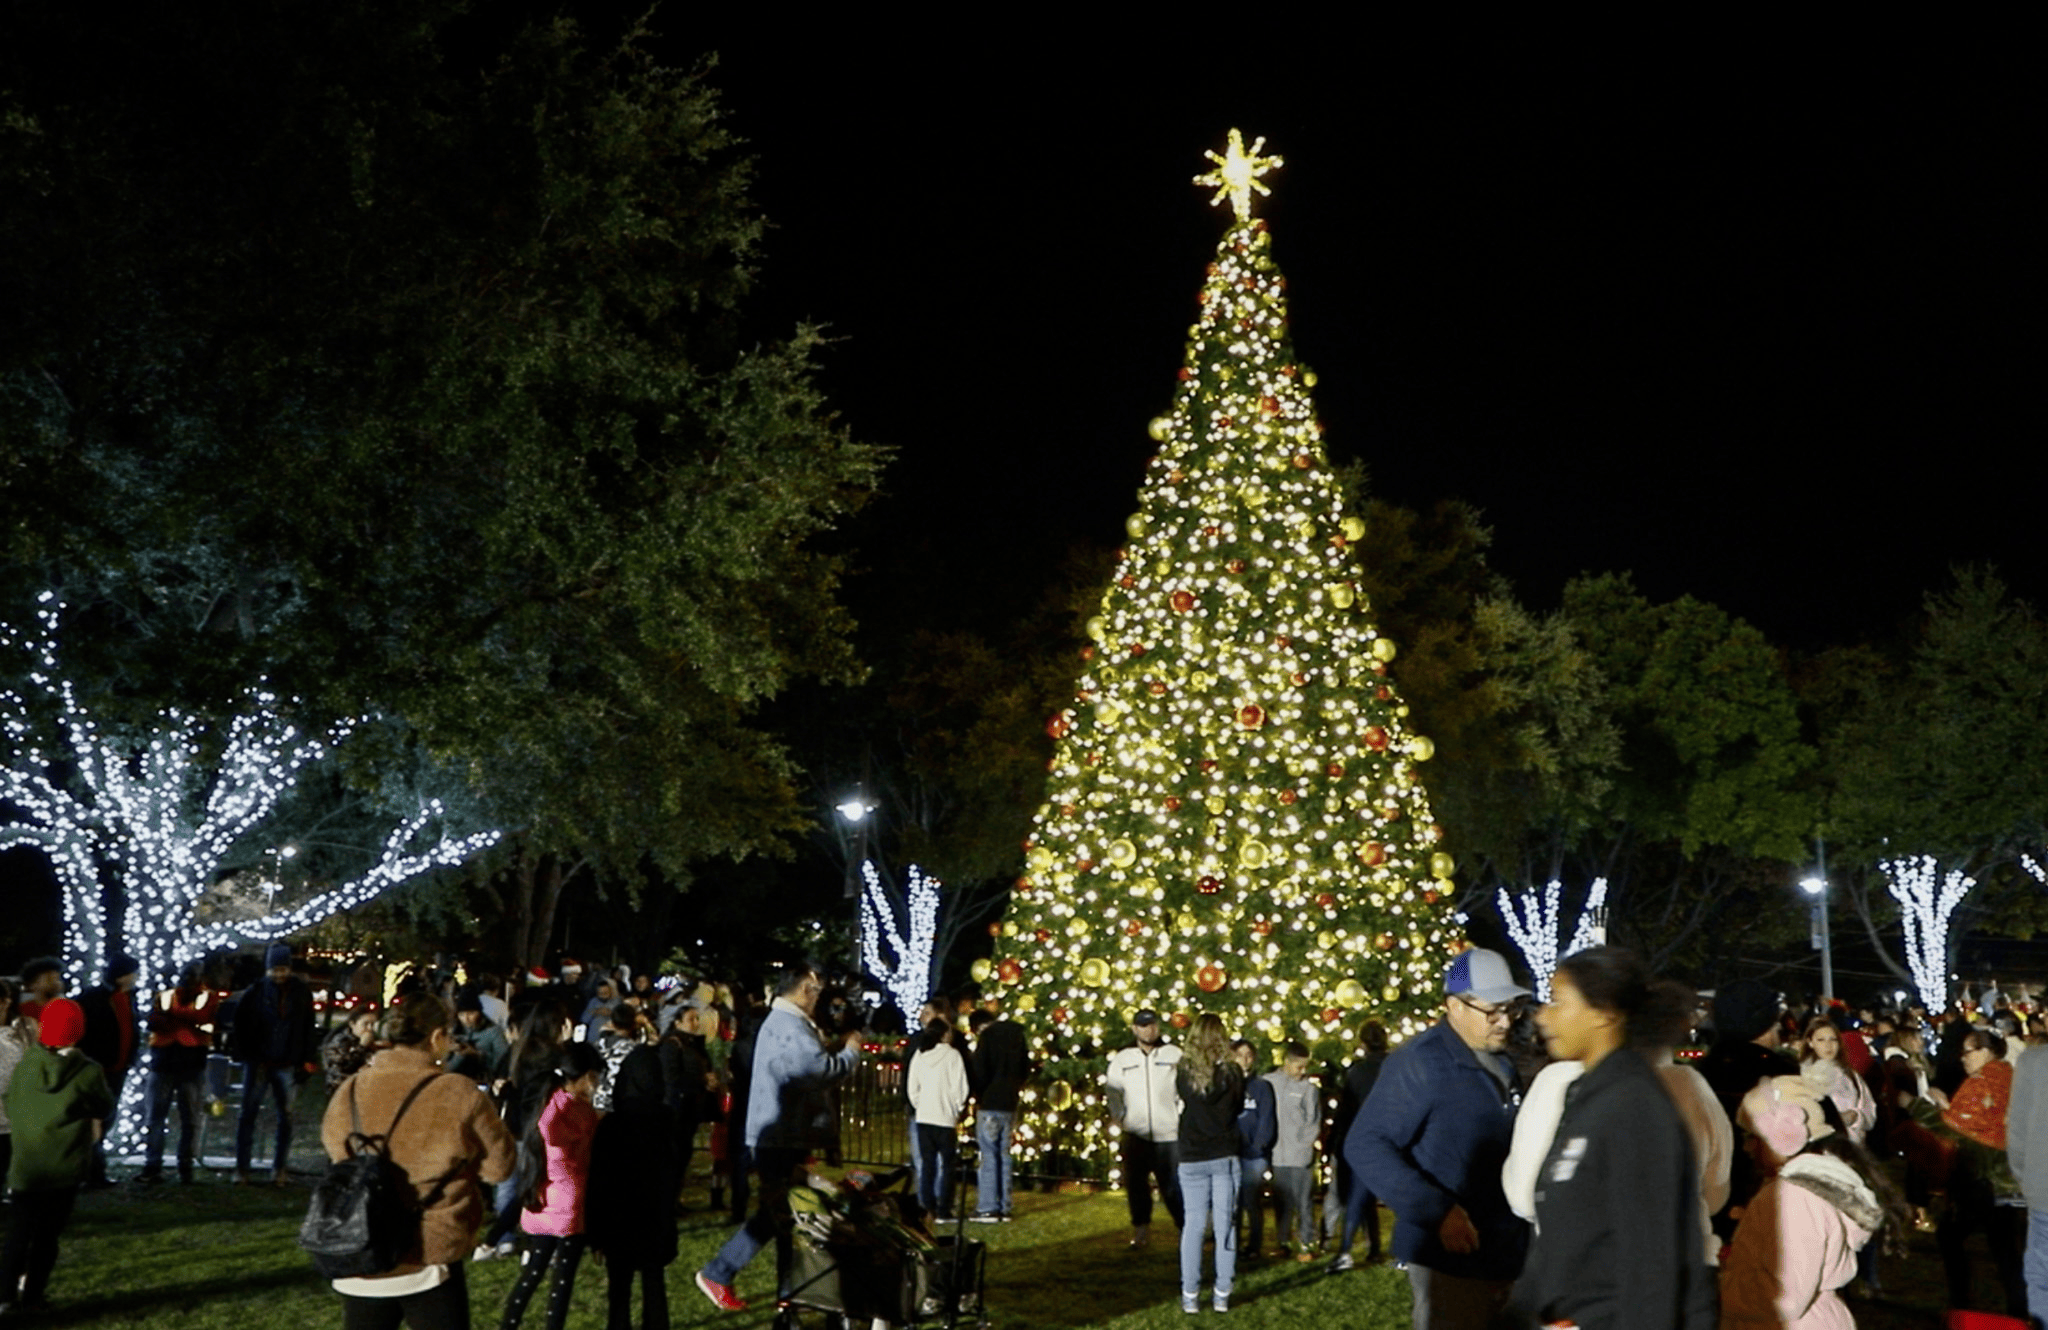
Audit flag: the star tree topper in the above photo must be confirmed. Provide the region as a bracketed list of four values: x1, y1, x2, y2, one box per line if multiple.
[1194, 128, 1283, 221]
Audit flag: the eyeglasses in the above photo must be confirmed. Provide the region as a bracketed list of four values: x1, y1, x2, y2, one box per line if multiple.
[1454, 995, 1513, 1025]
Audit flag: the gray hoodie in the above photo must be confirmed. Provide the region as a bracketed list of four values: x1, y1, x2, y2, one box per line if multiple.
[1264, 1067, 1321, 1168]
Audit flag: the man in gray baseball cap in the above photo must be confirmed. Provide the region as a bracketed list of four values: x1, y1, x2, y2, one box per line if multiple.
[1345, 948, 1532, 1328]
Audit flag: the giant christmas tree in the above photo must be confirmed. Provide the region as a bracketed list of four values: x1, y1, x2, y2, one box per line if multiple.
[976, 132, 1462, 1177]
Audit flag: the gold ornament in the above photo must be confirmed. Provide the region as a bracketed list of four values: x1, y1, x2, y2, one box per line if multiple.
[1147, 417, 1172, 442]
[970, 958, 993, 982]
[1429, 851, 1456, 880]
[1001, 921, 1019, 937]
[1080, 957, 1111, 986]
[1086, 616, 1108, 642]
[1333, 978, 1366, 1006]
[1016, 993, 1037, 1013]
[1340, 515, 1366, 542]
[1177, 911, 1200, 933]
[1126, 512, 1148, 538]
[1329, 584, 1355, 609]
[1382, 983, 1401, 1002]
[1371, 637, 1398, 662]
[1047, 1079, 1074, 1109]
[1408, 735, 1435, 761]
[1108, 838, 1137, 867]
[1238, 839, 1269, 868]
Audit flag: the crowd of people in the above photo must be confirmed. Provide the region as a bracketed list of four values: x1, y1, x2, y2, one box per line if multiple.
[5, 937, 2048, 1327]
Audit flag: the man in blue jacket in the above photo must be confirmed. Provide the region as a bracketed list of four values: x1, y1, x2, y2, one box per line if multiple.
[696, 962, 862, 1312]
[1348, 948, 1530, 1329]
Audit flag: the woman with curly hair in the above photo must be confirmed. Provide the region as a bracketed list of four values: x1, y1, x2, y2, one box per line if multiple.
[1175, 1013, 1245, 1314]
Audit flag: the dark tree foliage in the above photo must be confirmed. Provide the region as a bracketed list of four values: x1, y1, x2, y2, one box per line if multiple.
[0, 5, 885, 941]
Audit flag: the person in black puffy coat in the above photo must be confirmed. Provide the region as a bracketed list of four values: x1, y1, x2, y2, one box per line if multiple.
[588, 1044, 679, 1330]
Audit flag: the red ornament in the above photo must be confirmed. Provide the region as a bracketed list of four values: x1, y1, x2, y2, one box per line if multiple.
[1251, 919, 1272, 937]
[1274, 635, 1292, 649]
[1201, 759, 1218, 772]
[1126, 920, 1145, 936]
[997, 959, 1022, 983]
[1331, 534, 1348, 549]
[1362, 725, 1390, 752]
[1321, 1007, 1342, 1023]
[1202, 524, 1220, 538]
[1148, 680, 1168, 696]
[1375, 932, 1397, 951]
[1053, 1006, 1069, 1023]
[1315, 892, 1337, 909]
[1216, 415, 1232, 428]
[1226, 559, 1246, 574]
[1326, 762, 1345, 778]
[1170, 589, 1196, 613]
[1129, 643, 1146, 657]
[1169, 469, 1186, 484]
[1035, 929, 1051, 943]
[1077, 858, 1095, 873]
[1164, 795, 1183, 812]
[1080, 645, 1096, 661]
[1238, 704, 1264, 729]
[1196, 964, 1228, 994]
[1177, 367, 1193, 381]
[1241, 277, 1256, 290]
[1046, 713, 1070, 739]
[1375, 685, 1392, 701]
[1278, 789, 1298, 805]
[1291, 671, 1308, 686]
[1280, 365, 1296, 377]
[1292, 453, 1312, 470]
[1259, 395, 1280, 417]
[1359, 842, 1387, 867]
[1423, 889, 1440, 905]
[1171, 1011, 1192, 1029]
[1059, 803, 1076, 817]
[1197, 876, 1222, 896]
[1015, 876, 1033, 893]
[1370, 661, 1388, 676]
[1119, 575, 1135, 590]
[988, 922, 1002, 937]
[1084, 753, 1102, 767]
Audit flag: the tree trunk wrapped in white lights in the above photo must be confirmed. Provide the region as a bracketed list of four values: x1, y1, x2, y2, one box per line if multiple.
[977, 132, 1460, 1180]
[1498, 878, 1608, 1002]
[1882, 855, 1972, 1012]
[860, 861, 940, 1020]
[1, 593, 500, 1149]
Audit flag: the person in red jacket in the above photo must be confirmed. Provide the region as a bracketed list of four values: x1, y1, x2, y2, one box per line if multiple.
[136, 963, 215, 1184]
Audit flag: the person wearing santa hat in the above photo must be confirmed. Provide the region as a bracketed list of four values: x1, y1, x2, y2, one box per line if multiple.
[0, 997, 114, 1316]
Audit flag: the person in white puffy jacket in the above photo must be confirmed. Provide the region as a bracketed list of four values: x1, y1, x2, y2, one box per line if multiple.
[907, 1019, 970, 1218]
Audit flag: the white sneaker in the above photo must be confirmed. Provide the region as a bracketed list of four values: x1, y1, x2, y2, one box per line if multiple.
[1213, 1291, 1230, 1314]
[471, 1243, 499, 1263]
[1181, 1293, 1199, 1315]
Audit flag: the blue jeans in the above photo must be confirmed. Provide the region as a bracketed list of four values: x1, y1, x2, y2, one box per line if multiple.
[704, 1146, 804, 1289]
[1179, 1157, 1239, 1298]
[235, 1064, 297, 1173]
[2026, 1207, 2048, 1329]
[143, 1064, 204, 1176]
[976, 1111, 1014, 1216]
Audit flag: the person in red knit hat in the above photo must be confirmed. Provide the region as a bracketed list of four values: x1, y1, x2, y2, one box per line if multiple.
[0, 997, 114, 1316]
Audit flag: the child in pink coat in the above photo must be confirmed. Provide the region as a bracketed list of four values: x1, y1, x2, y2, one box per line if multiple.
[1721, 1076, 1904, 1329]
[499, 1043, 603, 1330]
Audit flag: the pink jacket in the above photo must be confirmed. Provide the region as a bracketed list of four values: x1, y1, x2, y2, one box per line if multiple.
[1719, 1172, 1873, 1329]
[521, 1087, 598, 1237]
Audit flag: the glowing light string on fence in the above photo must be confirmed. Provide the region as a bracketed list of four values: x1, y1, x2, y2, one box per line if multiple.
[1882, 855, 1973, 1012]
[859, 861, 940, 1018]
[1, 593, 501, 1151]
[1497, 878, 1608, 1002]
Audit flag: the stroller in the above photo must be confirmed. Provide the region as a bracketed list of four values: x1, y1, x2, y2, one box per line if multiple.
[776, 1165, 988, 1330]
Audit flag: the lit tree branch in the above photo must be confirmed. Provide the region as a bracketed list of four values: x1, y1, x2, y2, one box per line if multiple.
[1882, 855, 1973, 1011]
[860, 860, 940, 1019]
[1496, 877, 1607, 1001]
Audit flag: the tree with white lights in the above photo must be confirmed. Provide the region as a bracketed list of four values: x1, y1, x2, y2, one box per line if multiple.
[1497, 878, 1608, 1001]
[859, 861, 941, 1019]
[1, 593, 500, 998]
[1882, 856, 1973, 1011]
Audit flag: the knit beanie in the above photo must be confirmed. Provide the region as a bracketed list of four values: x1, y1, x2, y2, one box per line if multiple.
[38, 997, 86, 1049]
[264, 942, 293, 970]
[107, 952, 140, 983]
[1712, 979, 1782, 1042]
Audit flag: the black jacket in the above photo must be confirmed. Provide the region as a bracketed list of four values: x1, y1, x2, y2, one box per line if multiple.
[231, 975, 316, 1067]
[1176, 1062, 1245, 1164]
[970, 1018, 1030, 1112]
[1509, 1047, 1715, 1330]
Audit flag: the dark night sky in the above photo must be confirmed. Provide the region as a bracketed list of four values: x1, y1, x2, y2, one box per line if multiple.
[639, 24, 2041, 653]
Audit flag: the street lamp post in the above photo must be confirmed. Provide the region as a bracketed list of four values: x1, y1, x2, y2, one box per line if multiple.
[836, 793, 875, 969]
[1801, 864, 1833, 1005]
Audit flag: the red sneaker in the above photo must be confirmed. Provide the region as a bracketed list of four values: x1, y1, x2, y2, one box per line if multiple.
[695, 1271, 747, 1312]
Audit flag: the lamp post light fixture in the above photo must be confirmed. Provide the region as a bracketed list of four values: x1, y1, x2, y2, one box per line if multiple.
[1801, 872, 1834, 1004]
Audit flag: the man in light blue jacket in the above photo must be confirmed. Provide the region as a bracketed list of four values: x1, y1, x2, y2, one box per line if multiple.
[2006, 1034, 2048, 1321]
[696, 963, 862, 1312]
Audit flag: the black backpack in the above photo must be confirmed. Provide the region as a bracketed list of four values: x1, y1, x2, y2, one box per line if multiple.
[298, 1072, 451, 1278]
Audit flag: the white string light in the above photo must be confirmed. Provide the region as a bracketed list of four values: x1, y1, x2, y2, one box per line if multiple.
[2, 595, 501, 1150]
[1882, 855, 1973, 1012]
[1497, 877, 1608, 1001]
[859, 860, 940, 1019]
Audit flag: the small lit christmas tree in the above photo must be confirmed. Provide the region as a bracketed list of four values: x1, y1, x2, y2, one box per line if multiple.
[977, 132, 1461, 1177]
